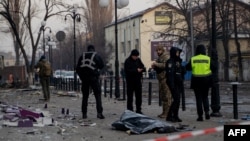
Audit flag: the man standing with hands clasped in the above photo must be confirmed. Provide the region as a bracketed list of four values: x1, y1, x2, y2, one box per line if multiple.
[124, 49, 146, 114]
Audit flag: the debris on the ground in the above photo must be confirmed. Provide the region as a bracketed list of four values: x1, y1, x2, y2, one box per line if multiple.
[56, 91, 81, 97]
[0, 101, 54, 128]
[80, 122, 96, 126]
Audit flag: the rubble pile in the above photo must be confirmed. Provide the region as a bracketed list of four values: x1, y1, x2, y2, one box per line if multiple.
[0, 101, 53, 127]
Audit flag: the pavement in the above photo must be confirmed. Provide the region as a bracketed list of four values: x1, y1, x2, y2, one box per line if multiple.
[0, 80, 250, 141]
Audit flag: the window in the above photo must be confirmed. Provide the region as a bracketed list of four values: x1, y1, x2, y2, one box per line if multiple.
[121, 42, 125, 54]
[135, 39, 139, 50]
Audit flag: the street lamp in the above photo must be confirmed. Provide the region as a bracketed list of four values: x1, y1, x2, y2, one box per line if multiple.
[65, 4, 81, 91]
[48, 38, 56, 70]
[41, 21, 52, 55]
[210, 0, 222, 117]
[189, 0, 194, 56]
[99, 0, 129, 99]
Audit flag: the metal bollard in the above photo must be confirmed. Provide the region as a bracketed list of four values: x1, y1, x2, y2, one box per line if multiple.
[110, 76, 113, 98]
[159, 91, 162, 106]
[122, 80, 126, 100]
[104, 79, 107, 97]
[230, 82, 241, 119]
[181, 82, 186, 111]
[148, 82, 152, 105]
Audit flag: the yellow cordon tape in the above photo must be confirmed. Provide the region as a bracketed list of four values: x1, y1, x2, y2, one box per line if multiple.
[143, 121, 250, 141]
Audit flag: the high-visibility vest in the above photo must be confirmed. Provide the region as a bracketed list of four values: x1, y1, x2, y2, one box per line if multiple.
[191, 54, 212, 77]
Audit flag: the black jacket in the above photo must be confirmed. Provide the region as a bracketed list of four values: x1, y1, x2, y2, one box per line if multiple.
[165, 47, 185, 89]
[186, 45, 214, 89]
[76, 51, 104, 80]
[124, 56, 145, 82]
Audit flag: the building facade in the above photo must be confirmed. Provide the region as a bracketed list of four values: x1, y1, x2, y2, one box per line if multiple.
[104, 2, 187, 77]
[104, 1, 250, 81]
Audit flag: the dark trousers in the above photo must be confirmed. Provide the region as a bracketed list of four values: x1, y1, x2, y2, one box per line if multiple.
[81, 76, 103, 115]
[168, 84, 181, 118]
[126, 79, 142, 112]
[40, 76, 50, 100]
[194, 87, 210, 117]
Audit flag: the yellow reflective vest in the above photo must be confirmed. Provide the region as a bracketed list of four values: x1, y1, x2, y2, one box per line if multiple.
[191, 54, 212, 77]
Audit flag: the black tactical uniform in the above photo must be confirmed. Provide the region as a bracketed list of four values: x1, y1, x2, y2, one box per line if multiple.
[76, 45, 105, 119]
[165, 47, 185, 122]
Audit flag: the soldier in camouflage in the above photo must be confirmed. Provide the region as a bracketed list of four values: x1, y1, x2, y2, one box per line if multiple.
[151, 46, 171, 118]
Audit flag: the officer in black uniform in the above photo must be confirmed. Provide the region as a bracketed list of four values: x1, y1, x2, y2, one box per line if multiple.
[76, 45, 105, 119]
[165, 47, 186, 122]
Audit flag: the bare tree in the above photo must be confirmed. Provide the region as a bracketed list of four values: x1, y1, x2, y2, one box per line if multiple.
[217, 0, 231, 81]
[83, 0, 113, 63]
[0, 0, 70, 84]
[233, 0, 243, 81]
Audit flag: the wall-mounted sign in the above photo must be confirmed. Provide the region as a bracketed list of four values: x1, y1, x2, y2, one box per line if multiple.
[155, 11, 172, 25]
[151, 41, 173, 60]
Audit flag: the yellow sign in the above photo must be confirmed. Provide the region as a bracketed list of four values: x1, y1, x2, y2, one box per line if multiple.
[155, 11, 172, 25]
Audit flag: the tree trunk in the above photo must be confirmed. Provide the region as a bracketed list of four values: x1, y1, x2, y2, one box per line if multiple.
[233, 0, 243, 81]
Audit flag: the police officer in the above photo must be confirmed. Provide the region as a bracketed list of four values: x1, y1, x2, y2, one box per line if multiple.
[186, 44, 213, 121]
[76, 45, 105, 119]
[151, 46, 171, 118]
[124, 49, 145, 114]
[165, 47, 185, 122]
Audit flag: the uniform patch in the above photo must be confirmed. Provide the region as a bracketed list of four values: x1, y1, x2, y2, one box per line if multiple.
[176, 62, 180, 67]
[168, 63, 172, 68]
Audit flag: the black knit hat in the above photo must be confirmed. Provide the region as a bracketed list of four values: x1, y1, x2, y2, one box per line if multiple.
[131, 49, 139, 56]
[40, 55, 45, 60]
[87, 45, 95, 51]
[195, 44, 206, 55]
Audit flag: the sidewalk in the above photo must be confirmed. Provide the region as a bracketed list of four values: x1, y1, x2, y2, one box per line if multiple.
[0, 81, 249, 141]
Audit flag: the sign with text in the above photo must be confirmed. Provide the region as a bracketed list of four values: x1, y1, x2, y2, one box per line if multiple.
[155, 11, 172, 25]
[151, 41, 172, 60]
[224, 125, 250, 141]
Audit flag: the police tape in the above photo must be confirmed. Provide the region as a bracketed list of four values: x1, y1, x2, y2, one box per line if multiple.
[143, 121, 250, 141]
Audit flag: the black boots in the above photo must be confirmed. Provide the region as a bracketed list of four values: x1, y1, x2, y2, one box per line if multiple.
[166, 115, 182, 122]
[197, 112, 210, 121]
[82, 113, 105, 119]
[210, 112, 222, 117]
[205, 113, 210, 120]
[97, 113, 105, 119]
[197, 117, 203, 121]
[82, 113, 87, 119]
[172, 117, 182, 122]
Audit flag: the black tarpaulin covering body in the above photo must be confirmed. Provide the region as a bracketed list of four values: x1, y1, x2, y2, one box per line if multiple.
[111, 110, 176, 134]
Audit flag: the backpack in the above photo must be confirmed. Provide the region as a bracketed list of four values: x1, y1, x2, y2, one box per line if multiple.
[42, 61, 52, 76]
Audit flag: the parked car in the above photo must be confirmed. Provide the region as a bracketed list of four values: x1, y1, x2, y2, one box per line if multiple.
[53, 70, 67, 78]
[62, 71, 81, 83]
[63, 71, 74, 79]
